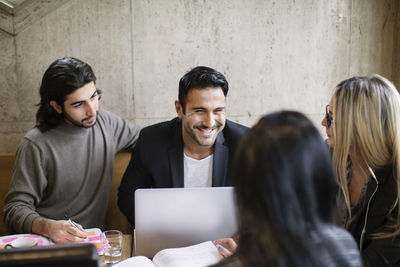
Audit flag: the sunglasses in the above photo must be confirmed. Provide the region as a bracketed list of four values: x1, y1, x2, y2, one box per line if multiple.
[325, 105, 333, 127]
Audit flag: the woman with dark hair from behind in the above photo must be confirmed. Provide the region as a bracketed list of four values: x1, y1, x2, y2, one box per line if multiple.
[213, 111, 362, 267]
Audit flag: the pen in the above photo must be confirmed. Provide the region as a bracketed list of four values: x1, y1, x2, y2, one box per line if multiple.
[64, 213, 81, 232]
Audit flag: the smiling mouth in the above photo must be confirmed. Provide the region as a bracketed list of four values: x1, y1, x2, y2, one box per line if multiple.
[195, 127, 217, 137]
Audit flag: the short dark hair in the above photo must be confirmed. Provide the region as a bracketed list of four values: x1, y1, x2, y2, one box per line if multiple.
[35, 57, 99, 132]
[232, 111, 342, 266]
[178, 66, 228, 113]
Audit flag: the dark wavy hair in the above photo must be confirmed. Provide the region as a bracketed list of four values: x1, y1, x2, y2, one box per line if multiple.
[35, 57, 99, 132]
[232, 111, 347, 266]
[178, 66, 228, 113]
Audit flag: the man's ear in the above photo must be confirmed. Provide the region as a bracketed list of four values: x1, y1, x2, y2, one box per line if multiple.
[49, 101, 63, 114]
[175, 100, 184, 118]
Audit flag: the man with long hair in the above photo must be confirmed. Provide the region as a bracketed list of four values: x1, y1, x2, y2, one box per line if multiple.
[3, 57, 141, 243]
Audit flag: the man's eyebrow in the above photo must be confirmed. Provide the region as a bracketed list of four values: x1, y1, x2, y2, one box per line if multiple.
[190, 106, 226, 112]
[189, 106, 207, 111]
[90, 90, 98, 98]
[69, 90, 97, 106]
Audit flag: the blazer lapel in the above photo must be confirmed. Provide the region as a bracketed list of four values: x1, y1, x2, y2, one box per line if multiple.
[213, 132, 229, 186]
[168, 119, 184, 187]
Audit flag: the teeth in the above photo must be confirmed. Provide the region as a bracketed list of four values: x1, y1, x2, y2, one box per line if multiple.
[199, 128, 213, 134]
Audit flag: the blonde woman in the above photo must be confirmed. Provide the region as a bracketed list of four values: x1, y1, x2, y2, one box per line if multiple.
[322, 74, 400, 267]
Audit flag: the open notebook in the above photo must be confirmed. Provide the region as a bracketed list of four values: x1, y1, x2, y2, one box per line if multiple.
[134, 187, 238, 258]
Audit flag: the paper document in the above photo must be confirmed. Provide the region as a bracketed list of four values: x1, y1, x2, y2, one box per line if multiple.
[114, 241, 222, 267]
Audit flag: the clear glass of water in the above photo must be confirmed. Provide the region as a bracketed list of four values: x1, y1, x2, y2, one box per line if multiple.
[101, 230, 123, 266]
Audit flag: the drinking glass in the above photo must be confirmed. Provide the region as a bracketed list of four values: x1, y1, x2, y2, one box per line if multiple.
[101, 230, 123, 265]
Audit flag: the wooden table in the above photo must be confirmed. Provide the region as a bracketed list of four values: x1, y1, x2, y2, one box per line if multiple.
[121, 234, 132, 259]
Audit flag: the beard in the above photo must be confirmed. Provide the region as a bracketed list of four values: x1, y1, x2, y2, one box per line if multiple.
[63, 111, 98, 128]
[185, 122, 224, 147]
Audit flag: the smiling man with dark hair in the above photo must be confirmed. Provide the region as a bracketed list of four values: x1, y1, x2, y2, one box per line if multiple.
[118, 66, 248, 226]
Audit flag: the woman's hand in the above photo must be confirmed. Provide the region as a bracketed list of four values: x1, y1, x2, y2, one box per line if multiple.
[214, 238, 237, 258]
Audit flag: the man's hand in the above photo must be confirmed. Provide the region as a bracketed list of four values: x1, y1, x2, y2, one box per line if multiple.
[32, 217, 87, 243]
[214, 238, 238, 258]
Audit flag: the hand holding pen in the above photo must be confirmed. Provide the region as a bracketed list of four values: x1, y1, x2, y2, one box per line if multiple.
[63, 213, 88, 240]
[31, 215, 87, 244]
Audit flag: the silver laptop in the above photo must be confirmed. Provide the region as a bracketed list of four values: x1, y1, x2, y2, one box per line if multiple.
[134, 187, 238, 258]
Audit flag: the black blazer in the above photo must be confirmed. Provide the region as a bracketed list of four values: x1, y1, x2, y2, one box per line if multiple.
[117, 117, 248, 226]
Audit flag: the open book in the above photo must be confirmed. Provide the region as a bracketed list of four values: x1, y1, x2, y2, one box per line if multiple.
[114, 241, 222, 267]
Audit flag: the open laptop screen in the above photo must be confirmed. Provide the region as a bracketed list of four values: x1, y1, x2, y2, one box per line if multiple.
[134, 187, 238, 258]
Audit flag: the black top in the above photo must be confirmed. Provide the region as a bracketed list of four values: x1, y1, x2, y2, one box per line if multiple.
[341, 164, 400, 267]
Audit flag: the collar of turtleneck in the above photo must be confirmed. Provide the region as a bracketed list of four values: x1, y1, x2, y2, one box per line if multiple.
[52, 119, 93, 136]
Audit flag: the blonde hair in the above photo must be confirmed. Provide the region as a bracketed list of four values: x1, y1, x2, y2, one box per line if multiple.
[332, 74, 400, 238]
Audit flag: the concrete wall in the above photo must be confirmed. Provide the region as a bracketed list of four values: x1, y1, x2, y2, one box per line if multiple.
[0, 0, 398, 153]
[393, 0, 400, 88]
